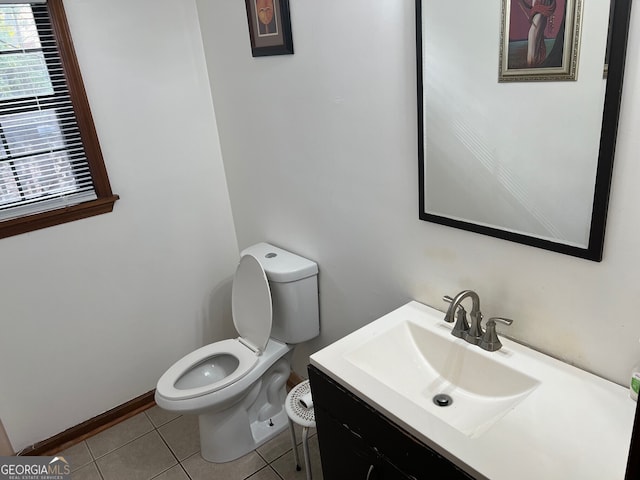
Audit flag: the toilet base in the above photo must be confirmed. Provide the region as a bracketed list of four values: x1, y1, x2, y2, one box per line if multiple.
[199, 407, 289, 463]
[198, 356, 291, 463]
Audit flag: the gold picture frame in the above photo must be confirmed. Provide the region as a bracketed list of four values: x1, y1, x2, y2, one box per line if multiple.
[498, 0, 583, 82]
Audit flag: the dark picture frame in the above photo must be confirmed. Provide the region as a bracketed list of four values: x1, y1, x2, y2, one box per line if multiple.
[244, 0, 294, 57]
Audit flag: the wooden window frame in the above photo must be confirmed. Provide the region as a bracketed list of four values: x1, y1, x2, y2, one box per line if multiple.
[0, 0, 118, 239]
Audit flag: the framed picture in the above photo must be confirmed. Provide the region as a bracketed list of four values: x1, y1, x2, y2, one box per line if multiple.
[244, 0, 294, 57]
[498, 0, 583, 82]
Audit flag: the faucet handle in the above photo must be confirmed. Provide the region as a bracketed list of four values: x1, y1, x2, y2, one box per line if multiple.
[489, 317, 513, 326]
[442, 295, 461, 323]
[451, 306, 469, 338]
[443, 295, 454, 304]
[479, 317, 513, 351]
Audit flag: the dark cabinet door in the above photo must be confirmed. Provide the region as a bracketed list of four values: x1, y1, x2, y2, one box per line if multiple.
[378, 458, 416, 480]
[309, 365, 475, 480]
[314, 404, 378, 478]
[315, 405, 413, 479]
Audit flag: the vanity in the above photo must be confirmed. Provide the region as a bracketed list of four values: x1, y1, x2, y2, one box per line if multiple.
[308, 365, 474, 479]
[308, 300, 635, 479]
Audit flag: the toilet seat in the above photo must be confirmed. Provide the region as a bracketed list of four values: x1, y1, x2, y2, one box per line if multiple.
[157, 254, 274, 402]
[156, 339, 258, 401]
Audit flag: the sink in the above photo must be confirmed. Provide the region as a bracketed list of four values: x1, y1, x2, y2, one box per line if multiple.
[310, 301, 635, 480]
[343, 317, 539, 437]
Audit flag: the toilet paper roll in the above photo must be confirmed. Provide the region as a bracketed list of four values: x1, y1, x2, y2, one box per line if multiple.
[298, 392, 314, 409]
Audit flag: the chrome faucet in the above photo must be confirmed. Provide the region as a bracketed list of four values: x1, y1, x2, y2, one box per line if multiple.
[443, 290, 513, 351]
[443, 290, 484, 345]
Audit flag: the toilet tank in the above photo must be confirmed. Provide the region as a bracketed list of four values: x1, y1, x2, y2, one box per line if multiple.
[241, 242, 319, 344]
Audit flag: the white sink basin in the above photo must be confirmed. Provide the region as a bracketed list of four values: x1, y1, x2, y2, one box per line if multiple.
[344, 318, 539, 437]
[310, 301, 635, 480]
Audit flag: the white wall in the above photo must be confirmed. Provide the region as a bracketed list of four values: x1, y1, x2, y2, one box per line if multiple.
[0, 0, 239, 451]
[196, 0, 640, 386]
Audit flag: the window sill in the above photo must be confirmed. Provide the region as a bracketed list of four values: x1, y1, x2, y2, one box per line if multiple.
[0, 194, 120, 240]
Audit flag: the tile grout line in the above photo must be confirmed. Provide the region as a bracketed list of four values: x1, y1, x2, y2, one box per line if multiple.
[80, 438, 106, 480]
[85, 440, 97, 463]
[145, 408, 197, 480]
[150, 411, 194, 480]
[154, 423, 180, 462]
[85, 413, 157, 462]
[152, 422, 183, 479]
[96, 424, 185, 480]
[249, 464, 285, 480]
[93, 458, 106, 480]
[176, 463, 194, 480]
[87, 427, 155, 462]
[266, 447, 302, 480]
[268, 464, 286, 480]
[144, 410, 183, 430]
[146, 410, 198, 476]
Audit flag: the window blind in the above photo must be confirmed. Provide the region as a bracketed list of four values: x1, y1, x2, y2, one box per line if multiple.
[0, 1, 96, 222]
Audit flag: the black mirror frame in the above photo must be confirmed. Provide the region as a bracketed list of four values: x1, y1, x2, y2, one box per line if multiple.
[416, 0, 633, 262]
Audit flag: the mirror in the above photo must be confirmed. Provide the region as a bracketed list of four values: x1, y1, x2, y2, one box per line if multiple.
[417, 0, 632, 261]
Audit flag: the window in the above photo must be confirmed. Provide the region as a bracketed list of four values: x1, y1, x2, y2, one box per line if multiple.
[0, 0, 117, 239]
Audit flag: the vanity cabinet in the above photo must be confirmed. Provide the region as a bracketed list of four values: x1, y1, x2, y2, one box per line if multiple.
[308, 365, 474, 480]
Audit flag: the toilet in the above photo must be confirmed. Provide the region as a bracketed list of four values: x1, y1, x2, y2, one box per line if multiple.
[155, 242, 319, 463]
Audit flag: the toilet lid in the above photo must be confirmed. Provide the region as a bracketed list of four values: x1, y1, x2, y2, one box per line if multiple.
[232, 253, 272, 353]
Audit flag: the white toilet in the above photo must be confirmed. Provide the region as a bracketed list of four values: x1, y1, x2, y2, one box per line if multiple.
[155, 242, 319, 463]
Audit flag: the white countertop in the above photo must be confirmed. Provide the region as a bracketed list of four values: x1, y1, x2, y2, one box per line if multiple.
[310, 301, 636, 480]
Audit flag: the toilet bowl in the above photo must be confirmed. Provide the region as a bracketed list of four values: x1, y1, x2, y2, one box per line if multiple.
[155, 243, 319, 463]
[156, 338, 292, 415]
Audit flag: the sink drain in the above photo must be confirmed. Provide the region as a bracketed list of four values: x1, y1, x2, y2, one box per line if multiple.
[433, 393, 453, 407]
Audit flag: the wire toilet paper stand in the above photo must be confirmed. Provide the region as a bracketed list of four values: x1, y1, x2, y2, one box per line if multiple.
[285, 380, 316, 480]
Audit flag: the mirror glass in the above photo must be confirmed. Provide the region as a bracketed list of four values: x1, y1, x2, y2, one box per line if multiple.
[417, 0, 631, 261]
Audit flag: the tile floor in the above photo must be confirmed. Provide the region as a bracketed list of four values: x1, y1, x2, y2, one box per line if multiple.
[60, 406, 323, 480]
